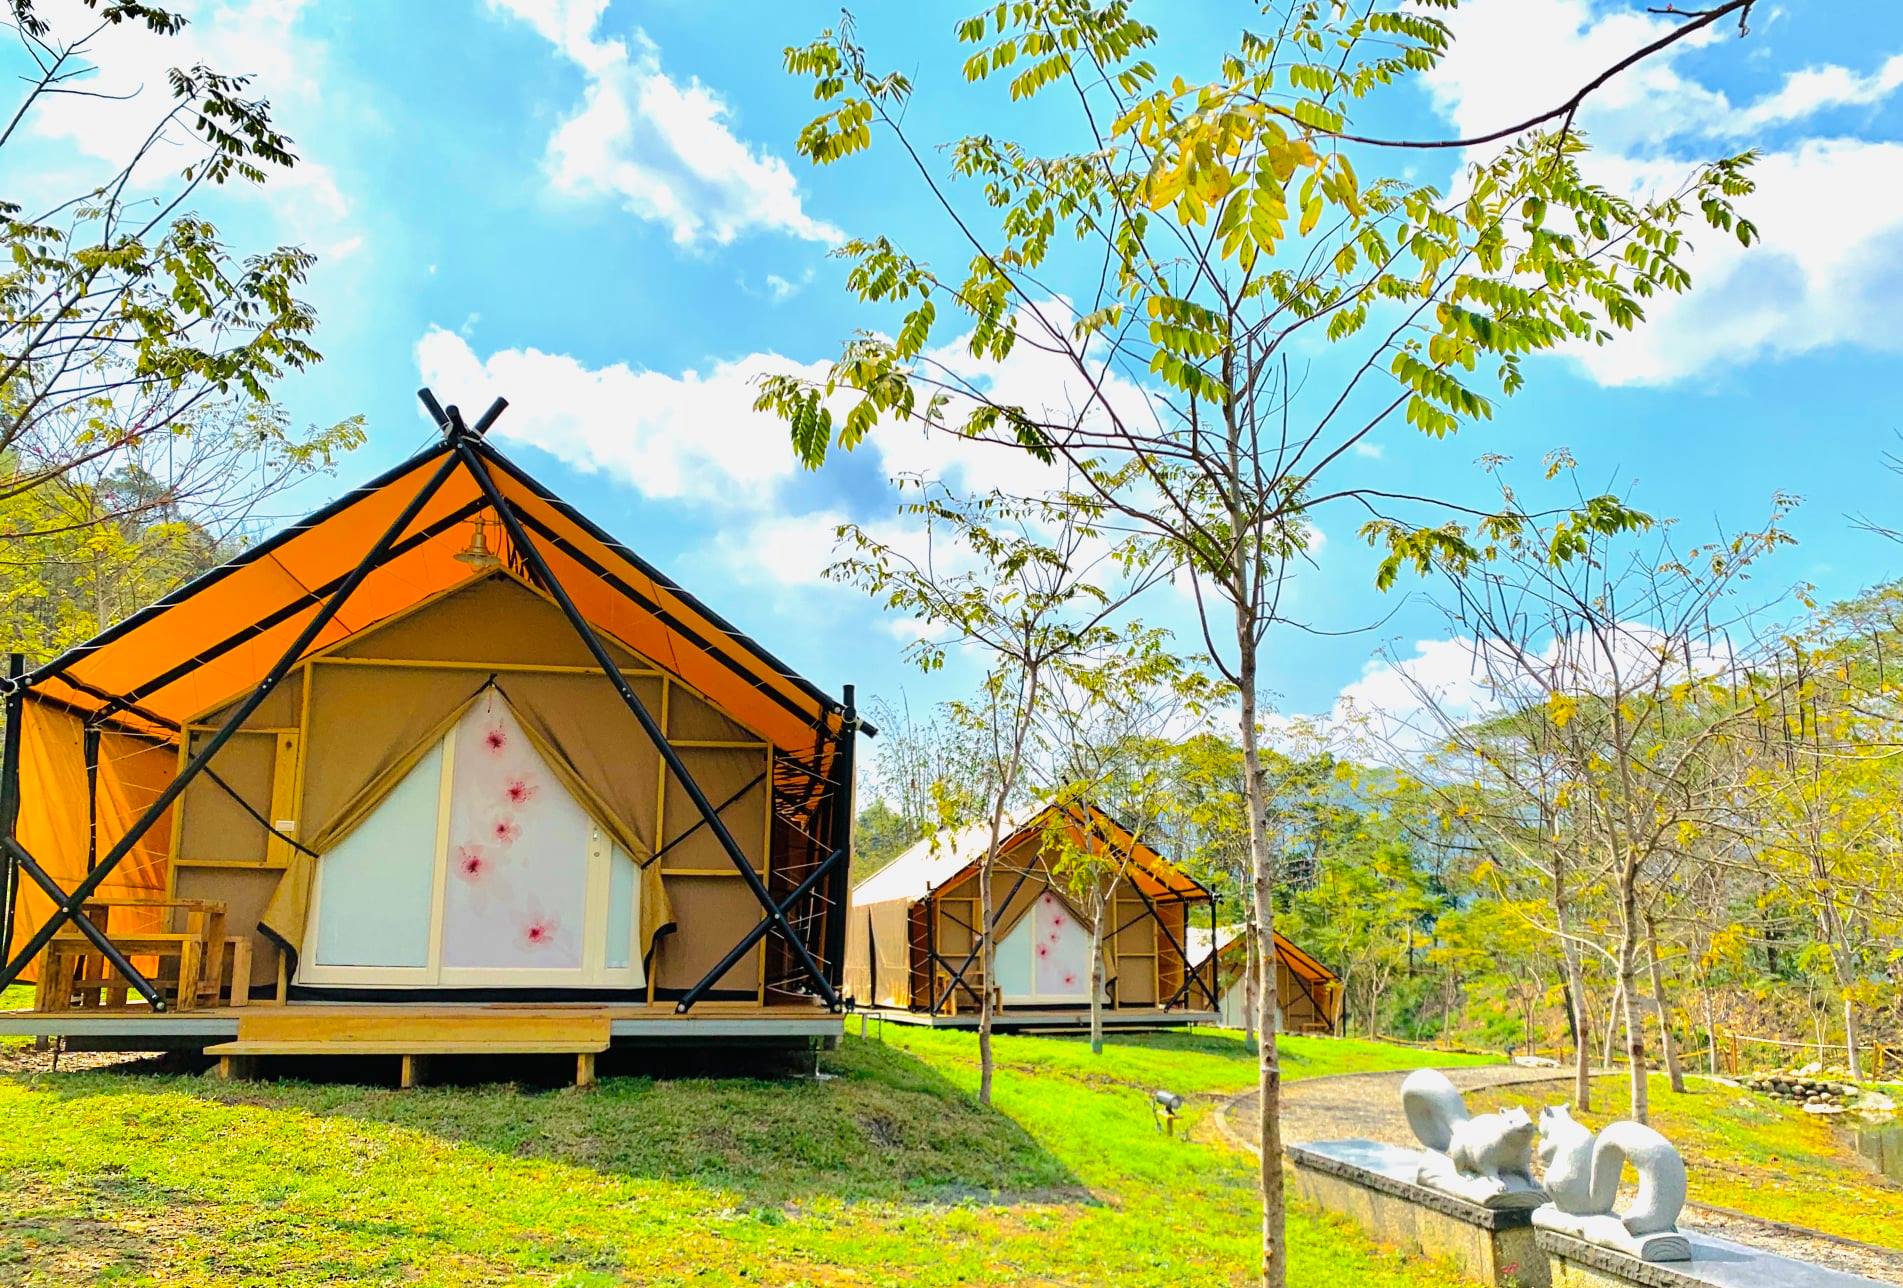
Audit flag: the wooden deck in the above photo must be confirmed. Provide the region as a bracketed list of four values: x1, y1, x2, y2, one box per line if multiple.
[0, 1000, 845, 1047]
[867, 1005, 1219, 1031]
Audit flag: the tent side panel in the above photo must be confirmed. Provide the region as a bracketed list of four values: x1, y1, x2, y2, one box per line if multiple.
[10, 700, 172, 982]
[849, 897, 913, 1008]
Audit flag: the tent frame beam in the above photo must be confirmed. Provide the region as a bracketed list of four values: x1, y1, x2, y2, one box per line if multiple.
[0, 446, 465, 1005]
[437, 414, 843, 1012]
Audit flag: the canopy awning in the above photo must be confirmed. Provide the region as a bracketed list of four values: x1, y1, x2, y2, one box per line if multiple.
[27, 441, 845, 758]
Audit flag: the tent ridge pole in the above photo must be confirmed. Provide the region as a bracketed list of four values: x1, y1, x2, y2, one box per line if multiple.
[0, 449, 464, 999]
[447, 437, 842, 1010]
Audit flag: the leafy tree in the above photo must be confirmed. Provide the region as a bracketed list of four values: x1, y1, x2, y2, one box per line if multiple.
[765, 5, 1763, 1276]
[1032, 622, 1214, 1053]
[2, 1, 361, 548]
[830, 479, 1158, 1103]
[852, 798, 919, 876]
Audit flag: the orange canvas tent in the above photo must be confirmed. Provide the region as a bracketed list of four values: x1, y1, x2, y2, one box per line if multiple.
[845, 800, 1220, 1026]
[0, 393, 866, 1018]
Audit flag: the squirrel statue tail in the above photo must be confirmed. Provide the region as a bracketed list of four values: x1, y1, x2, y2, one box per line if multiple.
[1400, 1068, 1470, 1154]
[1587, 1121, 1688, 1236]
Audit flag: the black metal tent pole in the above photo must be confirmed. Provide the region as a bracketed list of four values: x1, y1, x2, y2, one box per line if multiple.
[678, 843, 847, 1010]
[821, 685, 857, 991]
[0, 445, 463, 999]
[0, 654, 159, 1001]
[434, 407, 844, 1011]
[0, 653, 24, 967]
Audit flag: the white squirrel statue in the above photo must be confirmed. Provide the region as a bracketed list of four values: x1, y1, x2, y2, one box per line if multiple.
[1400, 1069, 1544, 1208]
[1532, 1104, 1691, 1262]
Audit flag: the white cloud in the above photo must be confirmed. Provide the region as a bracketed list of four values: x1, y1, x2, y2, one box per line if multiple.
[1351, 441, 1385, 460]
[414, 326, 816, 506]
[488, 0, 842, 247]
[1728, 53, 1903, 133]
[1422, 0, 1903, 386]
[20, 0, 355, 257]
[1571, 140, 1903, 385]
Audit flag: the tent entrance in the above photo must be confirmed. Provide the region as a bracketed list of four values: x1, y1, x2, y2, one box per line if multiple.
[994, 889, 1102, 1006]
[301, 694, 643, 990]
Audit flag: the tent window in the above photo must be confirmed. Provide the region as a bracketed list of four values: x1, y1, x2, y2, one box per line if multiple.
[302, 697, 643, 989]
[310, 743, 442, 969]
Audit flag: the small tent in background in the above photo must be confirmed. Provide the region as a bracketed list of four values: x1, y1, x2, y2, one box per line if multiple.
[845, 802, 1219, 1028]
[0, 393, 865, 1078]
[1185, 925, 1341, 1034]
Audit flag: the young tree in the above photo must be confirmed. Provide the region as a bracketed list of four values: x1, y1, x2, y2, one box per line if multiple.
[831, 478, 1156, 1103]
[1033, 623, 1213, 1053]
[765, 6, 1764, 1277]
[1376, 471, 1794, 1122]
[3, 2, 361, 550]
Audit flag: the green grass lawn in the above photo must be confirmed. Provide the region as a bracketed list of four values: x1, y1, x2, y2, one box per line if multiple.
[1468, 1072, 1903, 1252]
[0, 1017, 1499, 1286]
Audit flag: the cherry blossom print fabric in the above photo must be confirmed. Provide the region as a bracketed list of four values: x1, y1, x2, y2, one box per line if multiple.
[439, 695, 588, 970]
[1030, 890, 1091, 998]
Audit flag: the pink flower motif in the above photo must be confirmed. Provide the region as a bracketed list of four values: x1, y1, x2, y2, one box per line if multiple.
[503, 775, 537, 807]
[483, 723, 508, 755]
[490, 816, 521, 846]
[520, 911, 560, 950]
[1050, 912, 1065, 927]
[1036, 944, 1049, 959]
[453, 845, 489, 882]
[1063, 973, 1076, 987]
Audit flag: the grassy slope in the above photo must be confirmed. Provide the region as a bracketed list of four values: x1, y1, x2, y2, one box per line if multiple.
[0, 1022, 1497, 1287]
[1468, 1072, 1903, 1251]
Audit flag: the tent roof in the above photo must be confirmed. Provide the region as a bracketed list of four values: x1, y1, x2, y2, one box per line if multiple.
[25, 441, 845, 757]
[1186, 924, 1337, 985]
[853, 800, 1208, 907]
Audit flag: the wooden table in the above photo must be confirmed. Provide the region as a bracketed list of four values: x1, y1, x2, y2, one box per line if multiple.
[35, 897, 230, 1013]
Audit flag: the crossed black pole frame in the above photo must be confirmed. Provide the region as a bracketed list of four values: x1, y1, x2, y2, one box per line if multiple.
[0, 388, 858, 1015]
[423, 393, 846, 1013]
[925, 811, 1220, 1017]
[0, 444, 467, 1007]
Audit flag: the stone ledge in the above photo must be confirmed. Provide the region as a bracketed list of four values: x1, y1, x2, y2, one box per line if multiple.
[1537, 1229, 1888, 1288]
[1289, 1141, 1536, 1232]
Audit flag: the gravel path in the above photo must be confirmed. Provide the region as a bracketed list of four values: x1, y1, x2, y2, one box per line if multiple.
[1218, 1065, 1903, 1284]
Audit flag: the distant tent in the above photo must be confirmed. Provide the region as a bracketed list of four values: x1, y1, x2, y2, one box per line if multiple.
[1185, 925, 1341, 1034]
[845, 801, 1218, 1024]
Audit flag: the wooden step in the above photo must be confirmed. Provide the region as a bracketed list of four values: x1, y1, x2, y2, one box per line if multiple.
[203, 1039, 608, 1056]
[231, 1009, 612, 1048]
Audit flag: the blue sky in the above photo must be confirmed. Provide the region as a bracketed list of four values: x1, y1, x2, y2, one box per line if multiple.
[16, 0, 1903, 744]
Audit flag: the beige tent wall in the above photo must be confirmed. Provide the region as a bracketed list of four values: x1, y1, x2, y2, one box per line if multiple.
[844, 898, 914, 1008]
[164, 571, 782, 999]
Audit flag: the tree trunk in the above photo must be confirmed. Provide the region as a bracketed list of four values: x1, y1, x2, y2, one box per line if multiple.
[1088, 913, 1106, 1056]
[1237, 624, 1284, 1288]
[1618, 928, 1650, 1123]
[1601, 977, 1623, 1070]
[1843, 996, 1863, 1082]
[1242, 915, 1259, 1051]
[1646, 915, 1685, 1094]
[1553, 857, 1591, 1111]
[977, 845, 996, 1106]
[1704, 986, 1719, 1076]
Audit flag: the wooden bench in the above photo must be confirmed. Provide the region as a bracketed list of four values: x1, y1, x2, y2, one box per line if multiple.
[204, 1011, 613, 1088]
[35, 898, 231, 1013]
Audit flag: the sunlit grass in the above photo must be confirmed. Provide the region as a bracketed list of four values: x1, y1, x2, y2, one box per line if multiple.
[0, 1022, 1490, 1285]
